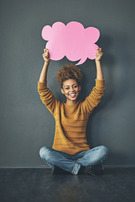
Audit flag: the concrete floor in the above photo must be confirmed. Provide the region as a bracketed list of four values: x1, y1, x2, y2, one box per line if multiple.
[0, 167, 135, 202]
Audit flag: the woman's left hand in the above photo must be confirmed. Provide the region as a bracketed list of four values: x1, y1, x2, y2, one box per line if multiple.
[95, 48, 103, 61]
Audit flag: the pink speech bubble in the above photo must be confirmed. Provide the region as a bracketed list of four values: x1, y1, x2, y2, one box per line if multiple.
[41, 21, 100, 65]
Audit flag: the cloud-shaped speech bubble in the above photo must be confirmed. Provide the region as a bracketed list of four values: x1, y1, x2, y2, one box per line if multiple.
[41, 21, 100, 65]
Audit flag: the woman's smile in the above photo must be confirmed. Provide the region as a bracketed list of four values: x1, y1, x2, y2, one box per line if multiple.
[69, 92, 76, 98]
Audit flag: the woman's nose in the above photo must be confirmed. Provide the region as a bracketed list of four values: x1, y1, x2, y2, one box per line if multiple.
[70, 87, 74, 91]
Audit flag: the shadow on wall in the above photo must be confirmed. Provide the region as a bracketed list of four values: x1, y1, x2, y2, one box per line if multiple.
[104, 151, 132, 166]
[86, 33, 132, 159]
[86, 35, 116, 148]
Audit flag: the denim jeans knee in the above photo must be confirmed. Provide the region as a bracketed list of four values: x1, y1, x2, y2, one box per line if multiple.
[99, 145, 109, 163]
[39, 146, 50, 160]
[100, 145, 109, 156]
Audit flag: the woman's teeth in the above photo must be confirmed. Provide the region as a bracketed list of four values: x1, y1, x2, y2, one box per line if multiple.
[69, 93, 76, 98]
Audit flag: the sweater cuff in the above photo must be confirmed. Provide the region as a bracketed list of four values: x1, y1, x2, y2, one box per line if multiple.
[95, 79, 105, 88]
[38, 81, 47, 90]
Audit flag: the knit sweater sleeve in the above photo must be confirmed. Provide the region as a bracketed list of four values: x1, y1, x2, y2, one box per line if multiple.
[37, 81, 58, 116]
[81, 79, 105, 114]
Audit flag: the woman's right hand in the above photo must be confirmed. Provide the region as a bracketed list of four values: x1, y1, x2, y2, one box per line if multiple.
[42, 49, 50, 64]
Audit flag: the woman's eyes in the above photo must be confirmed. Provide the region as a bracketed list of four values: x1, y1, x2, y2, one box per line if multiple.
[65, 86, 77, 90]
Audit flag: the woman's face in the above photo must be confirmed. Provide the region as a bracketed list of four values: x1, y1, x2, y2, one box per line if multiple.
[61, 79, 81, 103]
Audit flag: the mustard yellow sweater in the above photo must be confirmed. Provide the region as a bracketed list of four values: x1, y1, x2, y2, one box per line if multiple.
[38, 79, 105, 155]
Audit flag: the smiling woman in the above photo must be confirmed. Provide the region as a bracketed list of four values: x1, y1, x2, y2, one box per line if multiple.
[38, 48, 108, 175]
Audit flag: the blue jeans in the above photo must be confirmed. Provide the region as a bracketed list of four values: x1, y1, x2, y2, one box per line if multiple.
[39, 145, 109, 175]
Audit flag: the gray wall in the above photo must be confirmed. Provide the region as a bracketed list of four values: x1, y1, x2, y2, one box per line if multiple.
[0, 0, 135, 168]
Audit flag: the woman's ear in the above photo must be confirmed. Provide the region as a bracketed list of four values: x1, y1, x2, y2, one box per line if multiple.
[61, 88, 65, 95]
[79, 85, 81, 91]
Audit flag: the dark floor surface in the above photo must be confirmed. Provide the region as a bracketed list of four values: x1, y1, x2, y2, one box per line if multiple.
[0, 167, 135, 202]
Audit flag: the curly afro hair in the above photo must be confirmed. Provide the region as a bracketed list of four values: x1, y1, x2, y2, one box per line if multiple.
[56, 64, 83, 88]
